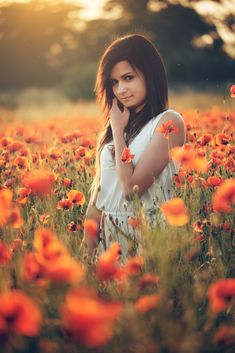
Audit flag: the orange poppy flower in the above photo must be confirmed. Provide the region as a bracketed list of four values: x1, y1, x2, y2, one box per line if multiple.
[96, 243, 122, 281]
[67, 190, 85, 205]
[24, 252, 45, 282]
[160, 197, 189, 226]
[214, 133, 230, 146]
[83, 219, 99, 238]
[22, 170, 55, 196]
[213, 324, 235, 345]
[39, 213, 50, 224]
[57, 199, 73, 210]
[8, 207, 24, 228]
[62, 177, 73, 187]
[8, 140, 24, 152]
[75, 147, 86, 160]
[212, 178, 235, 213]
[138, 274, 160, 290]
[0, 188, 13, 227]
[121, 147, 135, 163]
[0, 241, 12, 265]
[196, 133, 212, 146]
[208, 278, 235, 313]
[230, 85, 235, 98]
[135, 294, 160, 313]
[33, 228, 85, 284]
[207, 176, 222, 187]
[47, 147, 61, 160]
[10, 238, 24, 253]
[124, 256, 144, 276]
[17, 187, 31, 204]
[0, 290, 42, 336]
[61, 287, 123, 348]
[128, 216, 141, 228]
[170, 145, 207, 172]
[13, 156, 29, 169]
[80, 137, 93, 148]
[157, 120, 179, 139]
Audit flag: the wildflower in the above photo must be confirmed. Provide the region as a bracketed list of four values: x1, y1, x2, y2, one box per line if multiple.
[8, 207, 24, 228]
[0, 290, 42, 336]
[67, 221, 81, 233]
[0, 188, 13, 227]
[22, 170, 55, 196]
[135, 294, 159, 313]
[128, 216, 141, 228]
[0, 241, 12, 265]
[13, 156, 29, 169]
[208, 278, 235, 313]
[67, 190, 85, 205]
[138, 274, 160, 290]
[207, 176, 222, 187]
[96, 243, 122, 281]
[160, 198, 189, 226]
[230, 85, 235, 98]
[214, 133, 230, 146]
[196, 133, 212, 146]
[57, 199, 73, 210]
[61, 287, 123, 348]
[62, 178, 72, 187]
[171, 145, 207, 172]
[212, 178, 235, 213]
[157, 120, 178, 139]
[17, 187, 31, 205]
[124, 256, 144, 276]
[83, 219, 99, 238]
[33, 228, 85, 284]
[121, 147, 135, 163]
[39, 213, 50, 224]
[213, 324, 235, 345]
[47, 147, 61, 160]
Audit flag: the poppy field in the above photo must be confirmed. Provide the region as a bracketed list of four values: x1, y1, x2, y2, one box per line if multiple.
[0, 90, 235, 353]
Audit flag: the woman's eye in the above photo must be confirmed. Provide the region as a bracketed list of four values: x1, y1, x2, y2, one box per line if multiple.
[125, 75, 134, 81]
[110, 79, 117, 86]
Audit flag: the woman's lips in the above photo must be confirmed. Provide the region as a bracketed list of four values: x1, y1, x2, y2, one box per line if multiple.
[121, 96, 132, 101]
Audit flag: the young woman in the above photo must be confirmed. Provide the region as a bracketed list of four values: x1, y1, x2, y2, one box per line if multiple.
[84, 33, 185, 259]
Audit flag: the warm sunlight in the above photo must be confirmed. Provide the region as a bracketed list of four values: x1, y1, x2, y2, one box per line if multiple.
[0, 0, 106, 19]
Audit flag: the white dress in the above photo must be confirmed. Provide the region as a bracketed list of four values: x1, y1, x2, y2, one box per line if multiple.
[95, 108, 181, 257]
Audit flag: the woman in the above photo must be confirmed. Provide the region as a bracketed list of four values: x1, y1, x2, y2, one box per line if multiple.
[84, 33, 185, 259]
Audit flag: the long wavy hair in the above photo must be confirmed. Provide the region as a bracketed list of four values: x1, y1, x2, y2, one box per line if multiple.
[89, 33, 168, 204]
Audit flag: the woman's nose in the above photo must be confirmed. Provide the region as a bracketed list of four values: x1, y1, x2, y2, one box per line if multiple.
[117, 83, 127, 95]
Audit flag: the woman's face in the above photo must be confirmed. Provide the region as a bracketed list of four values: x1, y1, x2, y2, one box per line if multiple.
[110, 61, 147, 112]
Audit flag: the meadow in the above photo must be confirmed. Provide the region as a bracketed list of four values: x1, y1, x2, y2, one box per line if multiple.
[0, 87, 234, 353]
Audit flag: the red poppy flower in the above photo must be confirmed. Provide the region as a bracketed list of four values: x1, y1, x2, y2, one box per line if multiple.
[157, 120, 179, 139]
[0, 290, 42, 336]
[96, 243, 122, 281]
[67, 190, 85, 205]
[22, 170, 55, 196]
[208, 278, 235, 313]
[121, 147, 135, 163]
[0, 241, 12, 265]
[135, 294, 160, 313]
[230, 85, 235, 98]
[57, 199, 73, 210]
[212, 178, 235, 213]
[61, 287, 123, 348]
[160, 198, 189, 226]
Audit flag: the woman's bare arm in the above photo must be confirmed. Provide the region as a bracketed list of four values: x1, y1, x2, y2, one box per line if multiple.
[112, 111, 185, 199]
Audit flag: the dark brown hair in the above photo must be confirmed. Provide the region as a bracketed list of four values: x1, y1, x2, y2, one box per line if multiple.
[90, 33, 168, 203]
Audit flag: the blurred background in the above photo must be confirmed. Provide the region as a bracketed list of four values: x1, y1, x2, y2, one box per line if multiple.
[0, 0, 234, 118]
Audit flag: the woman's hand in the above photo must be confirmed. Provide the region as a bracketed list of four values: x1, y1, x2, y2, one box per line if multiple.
[110, 98, 130, 134]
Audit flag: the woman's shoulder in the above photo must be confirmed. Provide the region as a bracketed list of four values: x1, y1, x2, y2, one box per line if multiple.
[148, 108, 185, 139]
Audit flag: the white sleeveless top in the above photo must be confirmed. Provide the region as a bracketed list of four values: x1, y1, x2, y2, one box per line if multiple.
[95, 109, 181, 215]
